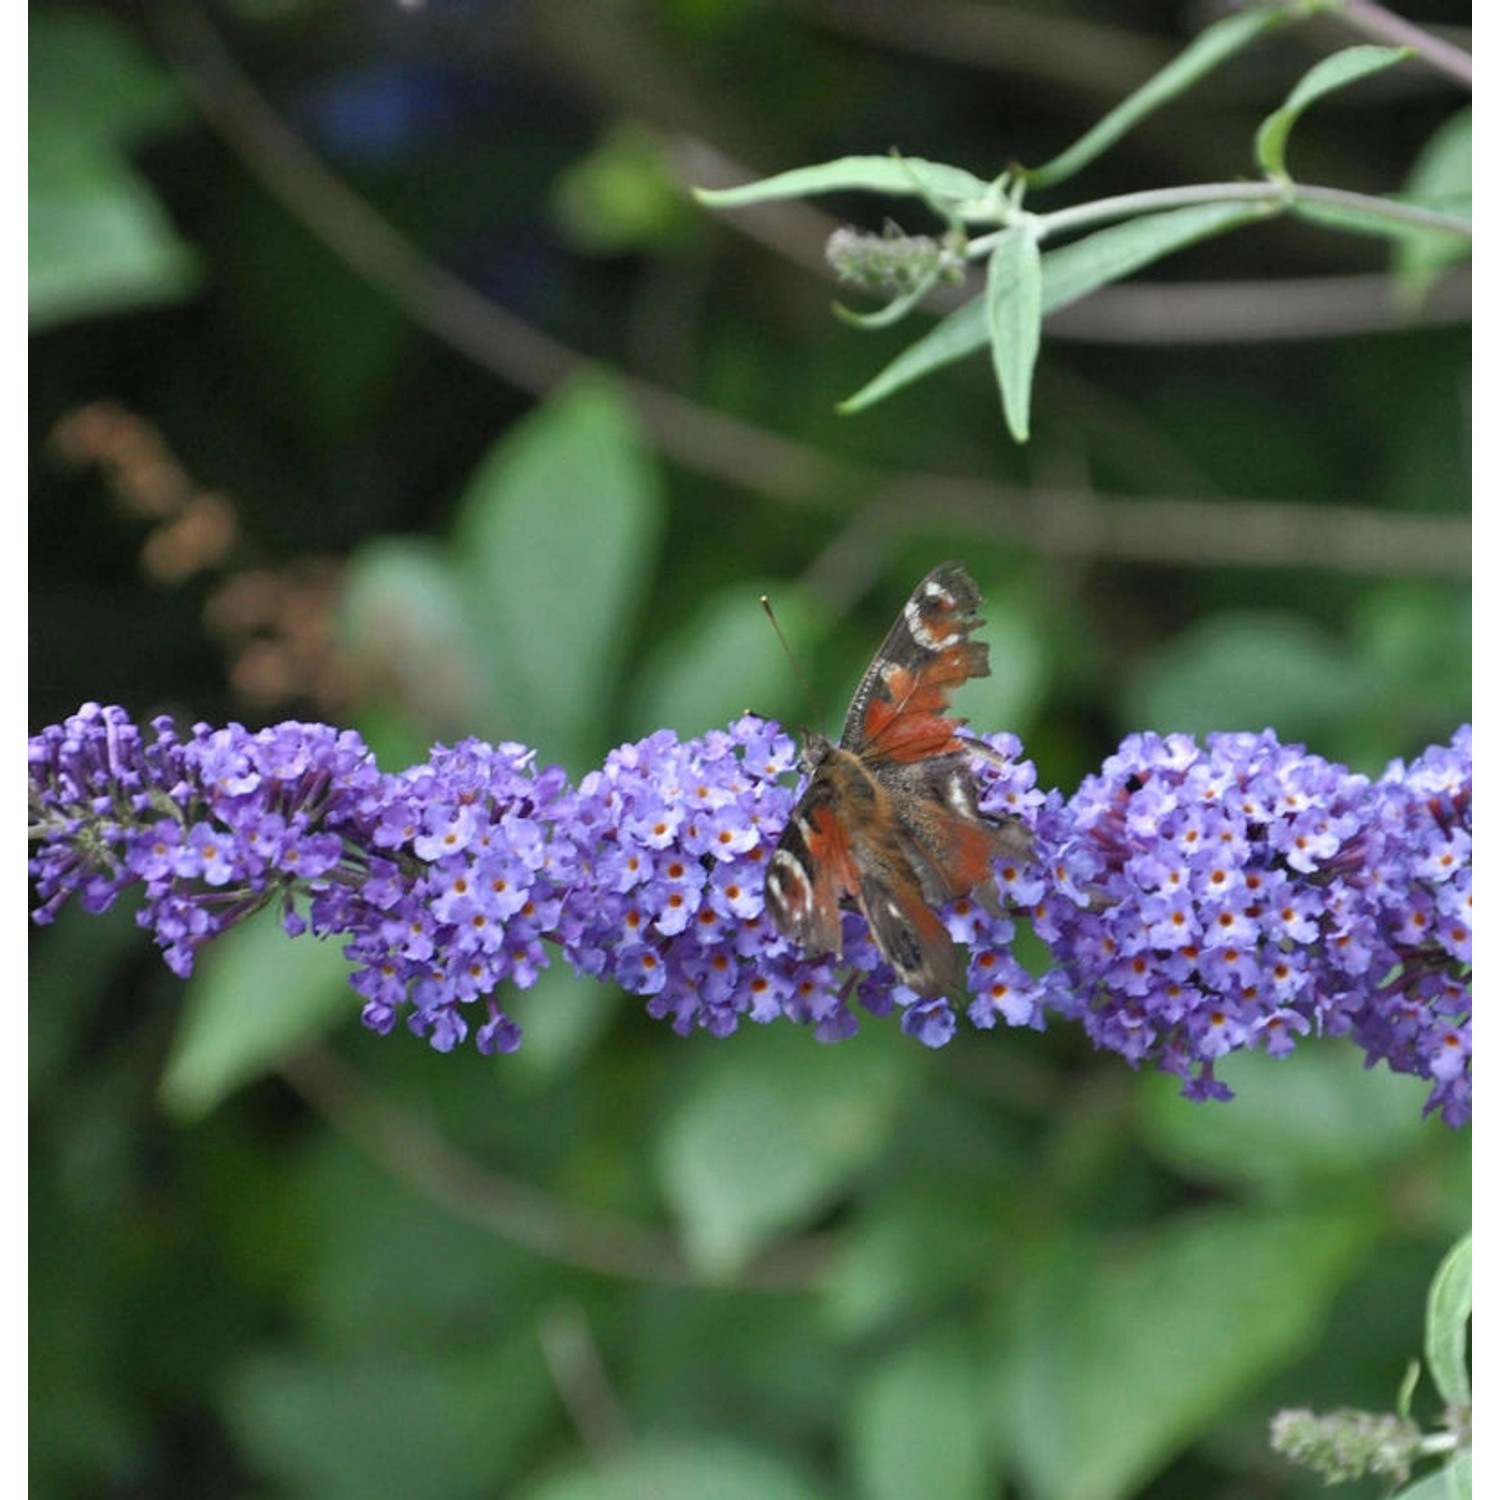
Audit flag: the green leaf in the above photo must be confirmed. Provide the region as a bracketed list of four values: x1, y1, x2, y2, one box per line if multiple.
[518, 1436, 828, 1500]
[453, 380, 665, 768]
[339, 536, 490, 739]
[225, 1341, 553, 1500]
[1424, 1234, 1471, 1409]
[696, 155, 993, 216]
[160, 907, 355, 1119]
[1395, 108, 1473, 301]
[1027, 4, 1302, 189]
[1447, 1450, 1473, 1500]
[655, 1028, 906, 1280]
[837, 297, 986, 414]
[29, 8, 198, 329]
[848, 1338, 993, 1500]
[839, 203, 1266, 413]
[945, 594, 1049, 733]
[1040, 202, 1274, 312]
[29, 8, 186, 150]
[29, 156, 200, 329]
[501, 963, 620, 1082]
[1395, 1453, 1471, 1500]
[1256, 45, 1412, 181]
[1123, 610, 1377, 745]
[986, 227, 1043, 442]
[1290, 196, 1471, 246]
[999, 1210, 1371, 1500]
[627, 580, 826, 742]
[823, 1188, 1016, 1340]
[1138, 1043, 1431, 1195]
[550, 121, 692, 255]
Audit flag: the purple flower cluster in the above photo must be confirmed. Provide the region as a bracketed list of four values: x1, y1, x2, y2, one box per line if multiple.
[341, 737, 577, 1054]
[27, 704, 580, 1057]
[554, 718, 854, 1041]
[1029, 727, 1471, 1123]
[29, 704, 382, 975]
[29, 705, 1471, 1123]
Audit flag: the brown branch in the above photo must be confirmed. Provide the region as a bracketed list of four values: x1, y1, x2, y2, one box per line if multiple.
[770, 0, 1175, 102]
[150, 0, 1470, 579]
[1335, 1, 1472, 87]
[1041, 267, 1472, 344]
[536, 1303, 632, 1456]
[279, 1045, 833, 1292]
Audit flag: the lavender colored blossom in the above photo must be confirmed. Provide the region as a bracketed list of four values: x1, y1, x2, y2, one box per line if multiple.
[29, 705, 1471, 1124]
[1026, 726, 1472, 1123]
[28, 703, 573, 1057]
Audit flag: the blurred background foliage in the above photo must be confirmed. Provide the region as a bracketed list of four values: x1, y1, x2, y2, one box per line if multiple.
[29, 1, 1469, 1496]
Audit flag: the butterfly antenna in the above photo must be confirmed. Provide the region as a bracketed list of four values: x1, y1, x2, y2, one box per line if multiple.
[760, 594, 823, 725]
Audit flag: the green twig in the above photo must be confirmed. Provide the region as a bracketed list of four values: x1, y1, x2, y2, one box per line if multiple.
[975, 180, 1472, 250]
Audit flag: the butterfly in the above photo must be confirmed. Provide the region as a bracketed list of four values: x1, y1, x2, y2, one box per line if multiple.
[765, 562, 1033, 999]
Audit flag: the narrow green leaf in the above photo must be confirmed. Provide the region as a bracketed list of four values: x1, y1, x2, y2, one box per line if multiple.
[1290, 196, 1471, 246]
[1424, 1233, 1472, 1408]
[696, 155, 992, 214]
[986, 227, 1043, 442]
[1040, 201, 1273, 313]
[1256, 45, 1412, 180]
[840, 202, 1264, 414]
[1027, 3, 1302, 189]
[837, 297, 987, 414]
[453, 379, 664, 769]
[160, 907, 355, 1119]
[655, 1028, 906, 1280]
[1397, 1357, 1424, 1420]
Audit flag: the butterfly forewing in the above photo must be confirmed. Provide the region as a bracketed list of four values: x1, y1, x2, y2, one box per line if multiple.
[842, 564, 991, 764]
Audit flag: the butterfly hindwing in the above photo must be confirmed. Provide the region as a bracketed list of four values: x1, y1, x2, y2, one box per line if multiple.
[764, 751, 856, 960]
[856, 862, 966, 1000]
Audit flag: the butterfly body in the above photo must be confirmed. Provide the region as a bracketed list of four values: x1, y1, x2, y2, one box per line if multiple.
[765, 564, 1032, 999]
